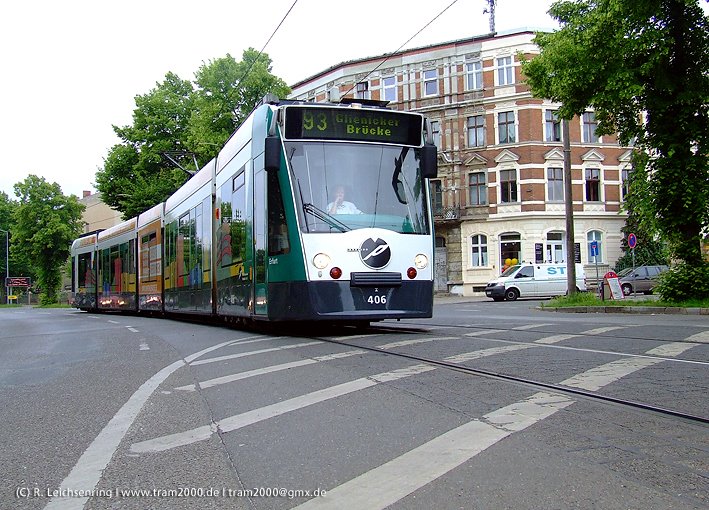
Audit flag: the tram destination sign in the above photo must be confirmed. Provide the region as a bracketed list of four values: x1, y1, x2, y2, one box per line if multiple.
[6, 277, 31, 287]
[284, 106, 422, 146]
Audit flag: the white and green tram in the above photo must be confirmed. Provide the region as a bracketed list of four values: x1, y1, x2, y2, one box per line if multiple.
[71, 99, 438, 325]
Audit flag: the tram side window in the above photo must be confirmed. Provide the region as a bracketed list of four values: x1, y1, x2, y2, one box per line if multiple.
[77, 252, 94, 287]
[231, 171, 247, 264]
[193, 203, 203, 285]
[268, 170, 290, 256]
[202, 195, 211, 275]
[165, 222, 176, 287]
[178, 212, 191, 281]
[141, 233, 157, 282]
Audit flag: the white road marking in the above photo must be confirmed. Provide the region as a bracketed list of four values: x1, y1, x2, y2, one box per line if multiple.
[534, 333, 579, 344]
[444, 344, 533, 363]
[190, 341, 323, 366]
[581, 326, 626, 335]
[127, 327, 139, 333]
[174, 350, 367, 391]
[293, 391, 574, 510]
[512, 323, 552, 330]
[379, 336, 458, 349]
[131, 364, 435, 454]
[685, 331, 709, 344]
[107, 320, 119, 324]
[293, 339, 699, 509]
[44, 338, 253, 510]
[463, 329, 506, 337]
[645, 342, 697, 357]
[139, 342, 150, 351]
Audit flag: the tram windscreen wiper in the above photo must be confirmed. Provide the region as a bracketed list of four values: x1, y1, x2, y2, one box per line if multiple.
[303, 203, 350, 233]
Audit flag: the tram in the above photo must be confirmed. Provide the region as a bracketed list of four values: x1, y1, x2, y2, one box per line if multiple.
[70, 97, 438, 324]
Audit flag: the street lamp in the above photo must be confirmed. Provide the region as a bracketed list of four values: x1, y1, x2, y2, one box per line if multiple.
[0, 228, 8, 303]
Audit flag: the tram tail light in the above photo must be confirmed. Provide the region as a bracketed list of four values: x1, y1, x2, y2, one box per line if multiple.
[407, 267, 417, 279]
[330, 267, 343, 279]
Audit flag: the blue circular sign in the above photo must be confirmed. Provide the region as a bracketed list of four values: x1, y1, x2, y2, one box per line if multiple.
[628, 233, 637, 249]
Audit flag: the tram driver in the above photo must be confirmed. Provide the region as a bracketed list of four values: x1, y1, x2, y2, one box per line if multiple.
[327, 185, 362, 215]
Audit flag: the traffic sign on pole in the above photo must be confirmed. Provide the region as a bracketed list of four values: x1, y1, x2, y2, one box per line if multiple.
[627, 233, 637, 249]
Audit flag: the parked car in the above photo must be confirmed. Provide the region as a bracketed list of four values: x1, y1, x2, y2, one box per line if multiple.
[618, 265, 669, 296]
[485, 263, 586, 301]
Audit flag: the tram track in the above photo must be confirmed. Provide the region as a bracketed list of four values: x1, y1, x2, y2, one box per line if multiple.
[305, 325, 709, 426]
[369, 320, 709, 362]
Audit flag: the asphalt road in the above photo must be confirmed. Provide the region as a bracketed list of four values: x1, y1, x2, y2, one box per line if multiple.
[1, 301, 707, 510]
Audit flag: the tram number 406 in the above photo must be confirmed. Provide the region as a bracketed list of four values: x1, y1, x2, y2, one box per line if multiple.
[366, 294, 387, 305]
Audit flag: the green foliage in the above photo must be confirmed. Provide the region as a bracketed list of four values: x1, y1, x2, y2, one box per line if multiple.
[96, 49, 291, 218]
[0, 192, 34, 287]
[11, 176, 84, 305]
[521, 0, 709, 266]
[96, 72, 194, 219]
[654, 261, 709, 302]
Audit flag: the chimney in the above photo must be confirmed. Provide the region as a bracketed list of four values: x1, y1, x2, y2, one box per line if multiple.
[83, 190, 92, 198]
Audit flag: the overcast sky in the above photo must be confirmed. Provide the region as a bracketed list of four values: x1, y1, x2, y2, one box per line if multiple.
[0, 0, 570, 199]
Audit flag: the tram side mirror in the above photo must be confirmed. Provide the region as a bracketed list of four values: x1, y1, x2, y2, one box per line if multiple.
[420, 144, 437, 179]
[265, 136, 281, 172]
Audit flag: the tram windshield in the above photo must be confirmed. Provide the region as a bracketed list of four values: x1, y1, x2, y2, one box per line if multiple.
[285, 142, 430, 234]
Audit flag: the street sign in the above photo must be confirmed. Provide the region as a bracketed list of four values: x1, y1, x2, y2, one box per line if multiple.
[6, 277, 31, 287]
[590, 240, 599, 257]
[627, 233, 637, 249]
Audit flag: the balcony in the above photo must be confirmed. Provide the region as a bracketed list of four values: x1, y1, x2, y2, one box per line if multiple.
[433, 205, 461, 222]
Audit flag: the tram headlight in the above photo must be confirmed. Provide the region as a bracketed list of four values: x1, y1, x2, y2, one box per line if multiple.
[414, 254, 428, 269]
[313, 253, 331, 269]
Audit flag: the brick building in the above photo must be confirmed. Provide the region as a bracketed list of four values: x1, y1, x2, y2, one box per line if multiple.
[290, 30, 630, 295]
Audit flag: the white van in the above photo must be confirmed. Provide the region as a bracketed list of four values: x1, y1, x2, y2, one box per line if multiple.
[485, 263, 586, 301]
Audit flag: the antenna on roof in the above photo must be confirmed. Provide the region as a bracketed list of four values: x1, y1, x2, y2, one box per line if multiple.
[483, 0, 497, 33]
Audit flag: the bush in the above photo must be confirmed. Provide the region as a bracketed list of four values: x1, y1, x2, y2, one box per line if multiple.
[655, 262, 709, 302]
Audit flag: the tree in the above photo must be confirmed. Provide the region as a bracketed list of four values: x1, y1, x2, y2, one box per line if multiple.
[96, 50, 291, 218]
[521, 0, 709, 300]
[96, 72, 195, 219]
[188, 49, 291, 163]
[0, 192, 34, 293]
[11, 176, 84, 305]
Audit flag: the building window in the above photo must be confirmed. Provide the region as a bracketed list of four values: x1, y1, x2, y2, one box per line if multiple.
[500, 232, 522, 269]
[545, 110, 561, 142]
[468, 172, 487, 205]
[467, 115, 485, 147]
[585, 168, 601, 201]
[587, 230, 603, 262]
[547, 167, 564, 202]
[582, 112, 599, 143]
[498, 111, 516, 144]
[621, 167, 630, 200]
[382, 76, 396, 102]
[430, 120, 441, 148]
[496, 56, 514, 86]
[500, 169, 518, 203]
[470, 234, 488, 267]
[423, 69, 438, 96]
[355, 82, 369, 100]
[546, 232, 564, 263]
[465, 61, 483, 90]
[431, 179, 443, 215]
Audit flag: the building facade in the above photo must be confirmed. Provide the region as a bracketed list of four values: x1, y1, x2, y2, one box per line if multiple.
[79, 190, 122, 233]
[290, 30, 630, 295]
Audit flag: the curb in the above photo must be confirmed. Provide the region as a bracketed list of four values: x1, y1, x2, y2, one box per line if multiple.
[540, 306, 709, 315]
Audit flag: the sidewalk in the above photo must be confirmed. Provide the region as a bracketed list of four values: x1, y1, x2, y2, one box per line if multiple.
[433, 293, 709, 315]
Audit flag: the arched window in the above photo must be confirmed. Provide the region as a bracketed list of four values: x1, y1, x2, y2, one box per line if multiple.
[546, 232, 564, 263]
[500, 232, 521, 269]
[587, 230, 603, 262]
[470, 234, 488, 267]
